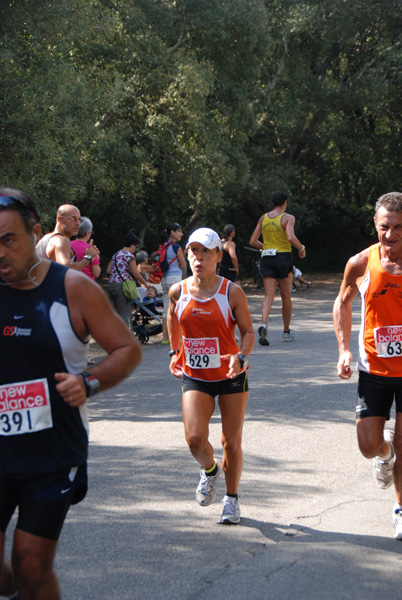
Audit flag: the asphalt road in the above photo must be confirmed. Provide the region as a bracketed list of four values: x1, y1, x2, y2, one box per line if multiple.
[10, 279, 402, 599]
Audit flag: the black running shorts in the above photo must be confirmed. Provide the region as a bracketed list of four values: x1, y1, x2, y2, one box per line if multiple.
[0, 463, 87, 540]
[357, 370, 402, 420]
[260, 252, 293, 279]
[182, 371, 249, 398]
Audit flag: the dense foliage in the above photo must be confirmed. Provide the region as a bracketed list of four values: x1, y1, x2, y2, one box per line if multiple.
[1, 0, 401, 273]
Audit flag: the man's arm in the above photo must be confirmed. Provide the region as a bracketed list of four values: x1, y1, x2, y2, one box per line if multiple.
[54, 271, 142, 405]
[249, 215, 264, 250]
[129, 259, 151, 288]
[284, 215, 306, 258]
[333, 250, 368, 379]
[51, 236, 99, 271]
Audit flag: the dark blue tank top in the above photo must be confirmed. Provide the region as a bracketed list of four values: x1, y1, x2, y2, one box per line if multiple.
[0, 262, 89, 474]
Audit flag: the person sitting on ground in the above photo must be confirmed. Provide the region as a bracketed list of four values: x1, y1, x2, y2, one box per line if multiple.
[293, 267, 312, 290]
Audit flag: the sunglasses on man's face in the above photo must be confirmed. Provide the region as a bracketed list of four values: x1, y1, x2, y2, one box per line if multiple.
[0, 194, 40, 222]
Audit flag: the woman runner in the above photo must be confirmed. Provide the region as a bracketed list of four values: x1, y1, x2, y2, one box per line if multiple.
[167, 228, 254, 523]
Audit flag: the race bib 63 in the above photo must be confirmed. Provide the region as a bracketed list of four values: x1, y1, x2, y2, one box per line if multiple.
[374, 325, 402, 358]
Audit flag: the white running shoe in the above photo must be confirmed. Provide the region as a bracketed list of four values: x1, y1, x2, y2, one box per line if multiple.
[373, 430, 395, 489]
[282, 329, 295, 342]
[258, 324, 269, 346]
[220, 495, 241, 524]
[392, 506, 402, 540]
[196, 459, 222, 506]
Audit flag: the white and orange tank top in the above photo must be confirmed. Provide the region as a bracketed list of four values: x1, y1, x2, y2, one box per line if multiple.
[175, 277, 241, 381]
[261, 212, 291, 253]
[357, 243, 402, 377]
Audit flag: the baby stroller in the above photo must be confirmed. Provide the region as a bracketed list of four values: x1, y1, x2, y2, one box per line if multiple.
[131, 290, 163, 344]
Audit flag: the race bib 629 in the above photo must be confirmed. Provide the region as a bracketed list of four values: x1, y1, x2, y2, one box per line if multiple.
[183, 337, 221, 369]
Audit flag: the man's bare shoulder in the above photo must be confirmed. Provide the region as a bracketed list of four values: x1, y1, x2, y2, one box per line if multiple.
[282, 212, 295, 224]
[348, 248, 370, 274]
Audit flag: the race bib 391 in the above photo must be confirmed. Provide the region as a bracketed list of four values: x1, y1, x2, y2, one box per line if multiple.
[0, 378, 53, 436]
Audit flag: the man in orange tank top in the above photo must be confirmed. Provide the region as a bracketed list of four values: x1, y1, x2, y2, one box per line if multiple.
[334, 192, 402, 540]
[250, 191, 306, 346]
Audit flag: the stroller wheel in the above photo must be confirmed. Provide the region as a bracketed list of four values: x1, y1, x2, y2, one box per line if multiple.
[137, 334, 146, 344]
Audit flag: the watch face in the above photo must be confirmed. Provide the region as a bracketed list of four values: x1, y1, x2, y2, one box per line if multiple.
[84, 374, 100, 397]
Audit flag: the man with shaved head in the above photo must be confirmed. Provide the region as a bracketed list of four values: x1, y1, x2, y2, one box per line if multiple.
[36, 204, 99, 270]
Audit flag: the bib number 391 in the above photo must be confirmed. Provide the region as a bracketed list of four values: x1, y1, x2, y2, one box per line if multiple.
[374, 325, 402, 358]
[183, 337, 221, 369]
[0, 378, 53, 436]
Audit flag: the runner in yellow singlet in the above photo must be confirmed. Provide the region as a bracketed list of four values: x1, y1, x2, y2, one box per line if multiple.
[249, 191, 306, 346]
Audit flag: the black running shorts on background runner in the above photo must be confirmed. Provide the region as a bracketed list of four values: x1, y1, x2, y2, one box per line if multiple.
[0, 463, 87, 540]
[260, 252, 293, 279]
[182, 371, 249, 398]
[357, 370, 402, 420]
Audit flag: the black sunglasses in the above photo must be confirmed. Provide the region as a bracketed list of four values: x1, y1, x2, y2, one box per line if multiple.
[0, 194, 40, 222]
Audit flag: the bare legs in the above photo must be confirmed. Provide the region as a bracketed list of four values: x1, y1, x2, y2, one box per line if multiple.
[262, 272, 293, 331]
[0, 530, 59, 600]
[182, 390, 248, 495]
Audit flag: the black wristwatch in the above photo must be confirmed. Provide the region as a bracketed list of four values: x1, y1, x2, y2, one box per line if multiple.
[80, 371, 100, 397]
[169, 349, 180, 357]
[84, 253, 92, 263]
[237, 353, 248, 369]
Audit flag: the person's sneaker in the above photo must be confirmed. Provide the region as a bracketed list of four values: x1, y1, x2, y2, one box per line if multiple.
[393, 506, 402, 540]
[258, 324, 269, 346]
[282, 329, 295, 342]
[373, 430, 395, 489]
[220, 495, 241, 524]
[291, 283, 297, 293]
[196, 459, 222, 506]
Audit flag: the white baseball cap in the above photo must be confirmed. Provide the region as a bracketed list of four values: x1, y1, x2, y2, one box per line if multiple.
[186, 227, 222, 250]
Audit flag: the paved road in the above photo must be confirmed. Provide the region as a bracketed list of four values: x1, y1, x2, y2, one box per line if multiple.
[12, 280, 402, 599]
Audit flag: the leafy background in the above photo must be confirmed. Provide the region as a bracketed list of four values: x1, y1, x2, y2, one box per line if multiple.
[1, 0, 401, 274]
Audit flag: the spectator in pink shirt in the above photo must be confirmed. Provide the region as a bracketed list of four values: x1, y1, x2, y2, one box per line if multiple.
[71, 217, 101, 280]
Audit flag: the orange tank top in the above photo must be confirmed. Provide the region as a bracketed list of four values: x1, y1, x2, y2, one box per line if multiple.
[357, 243, 402, 376]
[175, 277, 241, 381]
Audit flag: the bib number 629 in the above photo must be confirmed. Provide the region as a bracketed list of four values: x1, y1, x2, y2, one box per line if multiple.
[189, 355, 210, 368]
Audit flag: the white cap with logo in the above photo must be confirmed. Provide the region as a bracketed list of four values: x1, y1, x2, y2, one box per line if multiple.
[186, 227, 222, 250]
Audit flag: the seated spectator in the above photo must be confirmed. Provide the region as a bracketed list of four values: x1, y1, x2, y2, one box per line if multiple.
[293, 266, 312, 290]
[142, 286, 163, 314]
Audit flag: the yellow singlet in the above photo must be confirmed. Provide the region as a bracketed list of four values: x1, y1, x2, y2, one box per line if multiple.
[261, 213, 291, 253]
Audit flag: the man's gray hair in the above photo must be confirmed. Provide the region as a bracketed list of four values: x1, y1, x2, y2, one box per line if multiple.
[375, 192, 402, 215]
[77, 216, 93, 238]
